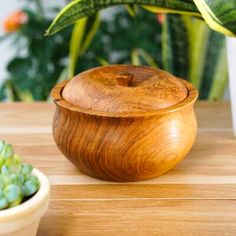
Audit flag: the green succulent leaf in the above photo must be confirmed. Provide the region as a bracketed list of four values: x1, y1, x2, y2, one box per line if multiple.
[0, 198, 8, 210]
[0, 140, 5, 153]
[0, 189, 3, 198]
[9, 173, 24, 186]
[0, 177, 4, 190]
[4, 184, 23, 207]
[1, 165, 10, 175]
[0, 141, 40, 209]
[4, 157, 22, 174]
[21, 163, 33, 176]
[1, 144, 14, 159]
[22, 175, 40, 197]
[0, 144, 14, 168]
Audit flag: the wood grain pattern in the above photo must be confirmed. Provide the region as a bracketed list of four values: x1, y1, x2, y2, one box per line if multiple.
[51, 65, 198, 181]
[0, 102, 236, 235]
[62, 65, 188, 113]
[38, 199, 236, 236]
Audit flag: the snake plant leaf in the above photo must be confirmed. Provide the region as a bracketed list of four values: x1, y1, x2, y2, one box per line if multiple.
[69, 14, 100, 77]
[80, 14, 101, 55]
[125, 4, 137, 17]
[208, 45, 228, 100]
[193, 0, 236, 36]
[200, 32, 226, 99]
[187, 17, 211, 89]
[46, 0, 199, 35]
[97, 57, 110, 66]
[162, 15, 189, 79]
[131, 48, 159, 68]
[69, 17, 88, 78]
[142, 5, 200, 17]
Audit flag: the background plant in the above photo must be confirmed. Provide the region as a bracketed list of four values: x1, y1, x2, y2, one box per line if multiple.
[0, 0, 228, 101]
[0, 1, 72, 101]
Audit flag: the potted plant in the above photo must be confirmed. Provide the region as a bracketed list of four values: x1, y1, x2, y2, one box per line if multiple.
[0, 140, 50, 236]
[45, 0, 236, 134]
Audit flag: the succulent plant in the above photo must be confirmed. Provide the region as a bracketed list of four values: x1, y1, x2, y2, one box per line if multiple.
[0, 140, 40, 210]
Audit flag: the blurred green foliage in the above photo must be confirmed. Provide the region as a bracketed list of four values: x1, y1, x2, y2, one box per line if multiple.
[0, 4, 163, 101]
[72, 8, 162, 73]
[0, 2, 228, 101]
[0, 6, 72, 101]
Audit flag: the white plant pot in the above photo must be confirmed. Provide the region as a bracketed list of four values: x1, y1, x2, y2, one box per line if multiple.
[227, 37, 236, 136]
[0, 169, 50, 236]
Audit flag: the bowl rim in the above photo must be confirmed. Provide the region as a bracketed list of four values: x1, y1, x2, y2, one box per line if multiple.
[0, 168, 50, 222]
[51, 67, 198, 118]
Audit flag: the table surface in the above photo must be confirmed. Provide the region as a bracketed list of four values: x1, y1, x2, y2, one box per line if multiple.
[1, 102, 236, 236]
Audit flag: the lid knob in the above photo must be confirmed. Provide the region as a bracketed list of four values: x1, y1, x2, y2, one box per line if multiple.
[116, 73, 134, 87]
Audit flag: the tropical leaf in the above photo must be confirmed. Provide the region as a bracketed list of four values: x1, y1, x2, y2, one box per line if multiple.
[46, 0, 199, 35]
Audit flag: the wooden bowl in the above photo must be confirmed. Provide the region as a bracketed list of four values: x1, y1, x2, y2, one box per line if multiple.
[51, 65, 198, 182]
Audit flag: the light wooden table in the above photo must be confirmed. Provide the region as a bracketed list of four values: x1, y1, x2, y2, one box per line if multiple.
[1, 102, 236, 236]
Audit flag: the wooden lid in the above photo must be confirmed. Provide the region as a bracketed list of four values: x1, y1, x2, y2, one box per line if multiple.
[62, 65, 188, 114]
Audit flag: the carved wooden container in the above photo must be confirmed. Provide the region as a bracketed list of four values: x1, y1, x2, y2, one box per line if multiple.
[51, 65, 198, 182]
